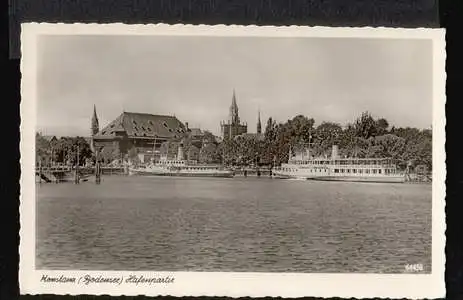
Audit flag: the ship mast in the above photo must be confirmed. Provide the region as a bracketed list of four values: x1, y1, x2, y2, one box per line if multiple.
[152, 134, 157, 163]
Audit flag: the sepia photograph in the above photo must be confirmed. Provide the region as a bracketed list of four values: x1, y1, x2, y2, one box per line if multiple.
[20, 23, 446, 298]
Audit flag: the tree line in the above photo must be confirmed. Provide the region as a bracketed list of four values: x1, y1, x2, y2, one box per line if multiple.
[220, 111, 432, 172]
[35, 111, 432, 172]
[35, 134, 93, 166]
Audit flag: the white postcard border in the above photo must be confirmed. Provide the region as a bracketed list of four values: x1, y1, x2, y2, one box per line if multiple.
[20, 23, 446, 299]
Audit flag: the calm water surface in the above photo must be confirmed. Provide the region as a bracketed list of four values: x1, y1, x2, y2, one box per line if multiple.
[36, 176, 431, 273]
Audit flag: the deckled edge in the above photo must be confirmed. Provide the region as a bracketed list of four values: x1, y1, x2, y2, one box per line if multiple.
[18, 23, 446, 299]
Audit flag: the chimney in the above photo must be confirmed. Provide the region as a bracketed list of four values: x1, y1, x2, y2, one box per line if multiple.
[331, 145, 339, 160]
[177, 141, 184, 160]
[185, 122, 189, 131]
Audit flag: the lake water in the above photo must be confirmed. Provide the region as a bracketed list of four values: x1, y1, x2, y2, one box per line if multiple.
[36, 175, 432, 273]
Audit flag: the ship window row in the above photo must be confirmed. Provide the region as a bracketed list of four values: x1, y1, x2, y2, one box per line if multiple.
[294, 160, 392, 166]
[159, 161, 185, 165]
[188, 167, 214, 171]
[333, 168, 396, 174]
[281, 168, 327, 172]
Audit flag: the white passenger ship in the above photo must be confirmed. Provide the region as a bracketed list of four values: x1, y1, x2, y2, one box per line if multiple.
[129, 159, 234, 178]
[128, 143, 234, 178]
[273, 145, 405, 183]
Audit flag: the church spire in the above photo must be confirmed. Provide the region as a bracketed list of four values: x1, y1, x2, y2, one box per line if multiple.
[257, 108, 262, 134]
[91, 104, 99, 136]
[229, 89, 240, 125]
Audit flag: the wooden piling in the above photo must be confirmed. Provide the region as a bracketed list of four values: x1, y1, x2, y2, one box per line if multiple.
[38, 160, 42, 184]
[95, 161, 101, 184]
[74, 145, 80, 184]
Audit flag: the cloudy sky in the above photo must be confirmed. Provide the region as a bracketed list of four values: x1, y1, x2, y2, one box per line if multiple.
[37, 35, 433, 137]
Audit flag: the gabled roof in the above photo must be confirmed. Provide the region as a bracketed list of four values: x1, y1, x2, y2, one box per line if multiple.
[95, 112, 186, 139]
[42, 135, 58, 142]
[234, 132, 264, 141]
[189, 128, 203, 136]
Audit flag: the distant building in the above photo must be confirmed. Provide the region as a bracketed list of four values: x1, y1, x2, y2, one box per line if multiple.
[42, 135, 58, 144]
[220, 90, 247, 140]
[233, 109, 264, 142]
[91, 107, 187, 163]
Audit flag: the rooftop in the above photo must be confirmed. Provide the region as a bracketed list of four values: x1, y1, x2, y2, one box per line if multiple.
[95, 112, 187, 140]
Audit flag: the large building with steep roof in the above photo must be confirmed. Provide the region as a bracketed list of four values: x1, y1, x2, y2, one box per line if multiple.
[91, 108, 188, 163]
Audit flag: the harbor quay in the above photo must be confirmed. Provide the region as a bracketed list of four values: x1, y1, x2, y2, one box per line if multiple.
[35, 164, 275, 183]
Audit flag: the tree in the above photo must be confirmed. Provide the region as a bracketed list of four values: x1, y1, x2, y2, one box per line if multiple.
[127, 147, 139, 164]
[36, 133, 51, 165]
[199, 143, 219, 164]
[354, 111, 378, 139]
[366, 134, 406, 160]
[51, 136, 93, 166]
[376, 118, 389, 135]
[313, 122, 342, 157]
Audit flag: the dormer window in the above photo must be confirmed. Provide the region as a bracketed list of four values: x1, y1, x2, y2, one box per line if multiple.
[148, 120, 154, 125]
[163, 122, 168, 128]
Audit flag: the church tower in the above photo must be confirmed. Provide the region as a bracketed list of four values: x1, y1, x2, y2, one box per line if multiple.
[220, 90, 248, 140]
[90, 105, 99, 153]
[91, 104, 99, 136]
[257, 109, 262, 134]
[229, 89, 240, 125]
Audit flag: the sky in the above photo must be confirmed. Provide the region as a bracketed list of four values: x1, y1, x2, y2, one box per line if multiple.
[37, 35, 433, 137]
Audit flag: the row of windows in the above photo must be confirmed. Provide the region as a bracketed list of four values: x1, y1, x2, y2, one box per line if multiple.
[186, 167, 218, 171]
[282, 168, 327, 173]
[333, 168, 396, 174]
[294, 160, 391, 166]
[158, 161, 185, 165]
[280, 168, 397, 174]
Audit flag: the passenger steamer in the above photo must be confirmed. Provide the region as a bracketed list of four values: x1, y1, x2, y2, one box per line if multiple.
[273, 145, 405, 183]
[128, 142, 234, 178]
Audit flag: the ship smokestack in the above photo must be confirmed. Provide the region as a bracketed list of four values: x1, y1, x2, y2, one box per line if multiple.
[177, 141, 184, 160]
[331, 145, 339, 160]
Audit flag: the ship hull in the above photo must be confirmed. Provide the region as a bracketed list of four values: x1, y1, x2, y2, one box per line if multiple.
[129, 169, 234, 178]
[308, 175, 405, 183]
[272, 172, 405, 183]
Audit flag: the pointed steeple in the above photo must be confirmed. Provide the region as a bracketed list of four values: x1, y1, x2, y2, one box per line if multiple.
[229, 89, 240, 125]
[257, 108, 262, 134]
[91, 104, 99, 136]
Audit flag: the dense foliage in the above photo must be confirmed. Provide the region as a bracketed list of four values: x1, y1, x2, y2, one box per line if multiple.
[219, 111, 432, 172]
[35, 134, 93, 166]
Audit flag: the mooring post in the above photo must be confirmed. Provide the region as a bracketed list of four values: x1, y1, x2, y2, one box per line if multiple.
[74, 145, 80, 184]
[95, 149, 101, 184]
[95, 161, 101, 184]
[38, 160, 42, 184]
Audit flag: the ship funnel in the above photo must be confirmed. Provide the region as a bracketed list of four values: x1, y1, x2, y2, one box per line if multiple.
[177, 141, 184, 160]
[331, 145, 339, 160]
